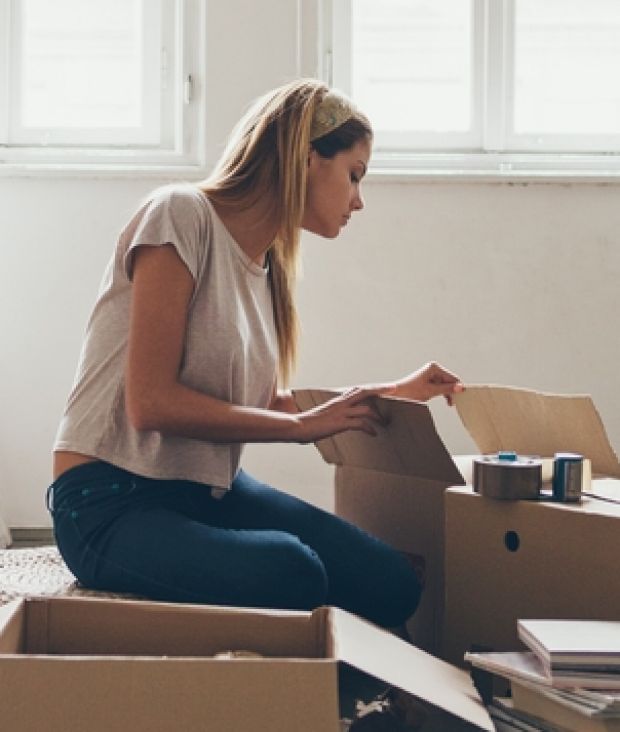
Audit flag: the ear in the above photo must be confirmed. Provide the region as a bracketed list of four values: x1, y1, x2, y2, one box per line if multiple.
[307, 146, 319, 168]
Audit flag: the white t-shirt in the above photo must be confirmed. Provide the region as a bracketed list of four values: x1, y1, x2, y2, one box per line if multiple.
[54, 184, 278, 489]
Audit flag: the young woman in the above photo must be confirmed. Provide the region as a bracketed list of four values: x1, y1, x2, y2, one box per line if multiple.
[48, 79, 462, 629]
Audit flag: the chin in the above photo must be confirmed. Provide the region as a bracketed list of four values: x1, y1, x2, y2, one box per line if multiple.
[323, 220, 344, 238]
[303, 222, 341, 239]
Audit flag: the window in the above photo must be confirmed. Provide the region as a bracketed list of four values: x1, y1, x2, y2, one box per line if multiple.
[0, 0, 205, 170]
[325, 0, 620, 176]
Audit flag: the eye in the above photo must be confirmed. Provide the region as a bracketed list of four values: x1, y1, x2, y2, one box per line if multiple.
[350, 173, 360, 183]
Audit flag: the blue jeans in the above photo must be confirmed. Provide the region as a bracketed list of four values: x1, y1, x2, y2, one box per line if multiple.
[47, 462, 421, 628]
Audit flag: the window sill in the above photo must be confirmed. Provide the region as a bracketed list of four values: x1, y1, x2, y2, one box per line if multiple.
[0, 162, 209, 180]
[4, 154, 620, 184]
[367, 152, 620, 184]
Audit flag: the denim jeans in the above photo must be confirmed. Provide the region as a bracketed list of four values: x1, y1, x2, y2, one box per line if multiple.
[47, 461, 421, 628]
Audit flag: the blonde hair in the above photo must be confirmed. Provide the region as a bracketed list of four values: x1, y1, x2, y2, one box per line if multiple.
[199, 79, 372, 386]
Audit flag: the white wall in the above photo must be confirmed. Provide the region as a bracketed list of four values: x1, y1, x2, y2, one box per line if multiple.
[1, 1, 619, 526]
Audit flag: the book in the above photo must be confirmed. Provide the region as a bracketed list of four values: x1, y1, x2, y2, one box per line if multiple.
[559, 689, 620, 715]
[465, 651, 551, 686]
[487, 698, 560, 731]
[464, 650, 620, 690]
[511, 681, 620, 731]
[518, 620, 620, 674]
[532, 686, 620, 717]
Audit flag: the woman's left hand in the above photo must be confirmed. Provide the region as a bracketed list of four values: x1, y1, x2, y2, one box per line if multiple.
[383, 362, 465, 406]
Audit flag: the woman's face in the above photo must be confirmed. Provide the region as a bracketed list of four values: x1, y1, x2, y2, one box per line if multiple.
[302, 137, 371, 239]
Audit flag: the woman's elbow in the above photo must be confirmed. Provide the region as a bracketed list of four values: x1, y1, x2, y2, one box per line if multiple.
[125, 391, 162, 432]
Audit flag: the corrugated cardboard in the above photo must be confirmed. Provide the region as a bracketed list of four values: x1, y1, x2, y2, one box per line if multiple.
[454, 384, 620, 477]
[293, 389, 464, 484]
[0, 596, 493, 731]
[443, 385, 620, 667]
[293, 389, 466, 654]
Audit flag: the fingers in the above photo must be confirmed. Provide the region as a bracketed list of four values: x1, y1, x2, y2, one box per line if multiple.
[339, 385, 386, 404]
[427, 361, 461, 386]
[425, 362, 465, 403]
[348, 419, 378, 437]
[331, 388, 385, 418]
[337, 401, 384, 433]
[429, 380, 464, 404]
[321, 390, 386, 435]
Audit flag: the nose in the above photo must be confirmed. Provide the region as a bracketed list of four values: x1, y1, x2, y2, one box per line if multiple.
[352, 190, 364, 212]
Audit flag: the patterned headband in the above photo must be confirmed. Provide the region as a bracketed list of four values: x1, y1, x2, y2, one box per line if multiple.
[309, 91, 356, 142]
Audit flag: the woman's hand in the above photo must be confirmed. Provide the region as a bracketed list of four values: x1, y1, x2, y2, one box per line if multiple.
[294, 387, 386, 443]
[386, 362, 464, 406]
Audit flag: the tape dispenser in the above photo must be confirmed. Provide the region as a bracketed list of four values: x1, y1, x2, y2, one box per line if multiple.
[473, 452, 542, 500]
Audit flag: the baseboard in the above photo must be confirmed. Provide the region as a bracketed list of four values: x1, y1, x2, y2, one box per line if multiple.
[9, 527, 55, 547]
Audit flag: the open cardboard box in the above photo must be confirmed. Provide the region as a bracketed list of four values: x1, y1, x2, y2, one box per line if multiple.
[293, 389, 466, 655]
[0, 596, 493, 731]
[453, 385, 620, 479]
[443, 385, 620, 667]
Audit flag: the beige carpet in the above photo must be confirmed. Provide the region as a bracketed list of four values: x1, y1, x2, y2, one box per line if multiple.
[0, 545, 136, 606]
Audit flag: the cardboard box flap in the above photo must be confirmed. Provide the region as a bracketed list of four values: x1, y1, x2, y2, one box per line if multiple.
[13, 597, 324, 658]
[454, 385, 620, 478]
[329, 607, 493, 730]
[0, 599, 25, 653]
[293, 389, 465, 483]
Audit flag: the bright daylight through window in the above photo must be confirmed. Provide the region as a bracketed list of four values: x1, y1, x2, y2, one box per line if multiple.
[0, 0, 204, 169]
[330, 0, 620, 175]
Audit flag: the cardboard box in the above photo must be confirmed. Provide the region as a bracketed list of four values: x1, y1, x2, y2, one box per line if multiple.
[453, 385, 620, 478]
[0, 596, 493, 731]
[443, 385, 620, 667]
[293, 389, 466, 655]
[443, 481, 620, 667]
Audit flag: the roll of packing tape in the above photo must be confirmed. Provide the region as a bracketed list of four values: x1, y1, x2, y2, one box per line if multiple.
[473, 454, 542, 500]
[540, 457, 591, 494]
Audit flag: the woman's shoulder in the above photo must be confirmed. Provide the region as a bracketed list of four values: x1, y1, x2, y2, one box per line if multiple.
[144, 182, 211, 218]
[119, 183, 215, 271]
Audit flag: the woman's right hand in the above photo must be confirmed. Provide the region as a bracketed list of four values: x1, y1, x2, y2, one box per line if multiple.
[294, 387, 386, 443]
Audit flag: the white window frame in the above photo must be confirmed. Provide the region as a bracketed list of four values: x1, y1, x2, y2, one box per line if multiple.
[0, 0, 206, 174]
[331, 0, 484, 152]
[321, 0, 620, 180]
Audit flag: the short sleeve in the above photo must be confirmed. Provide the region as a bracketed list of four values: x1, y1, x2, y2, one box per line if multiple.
[123, 184, 207, 282]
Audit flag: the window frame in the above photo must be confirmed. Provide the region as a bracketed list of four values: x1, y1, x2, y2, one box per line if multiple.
[0, 0, 207, 174]
[322, 0, 620, 180]
[332, 0, 485, 152]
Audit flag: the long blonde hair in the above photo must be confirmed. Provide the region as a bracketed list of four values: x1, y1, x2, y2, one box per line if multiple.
[200, 79, 372, 386]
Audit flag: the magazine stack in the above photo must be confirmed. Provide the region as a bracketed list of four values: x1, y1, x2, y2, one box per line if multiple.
[466, 619, 620, 731]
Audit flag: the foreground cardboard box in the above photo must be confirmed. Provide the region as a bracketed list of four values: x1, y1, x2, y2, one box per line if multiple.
[0, 596, 493, 731]
[443, 385, 620, 667]
[293, 389, 466, 655]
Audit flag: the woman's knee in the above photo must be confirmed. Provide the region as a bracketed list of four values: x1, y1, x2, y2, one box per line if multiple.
[263, 533, 328, 611]
[356, 552, 423, 629]
[377, 564, 423, 628]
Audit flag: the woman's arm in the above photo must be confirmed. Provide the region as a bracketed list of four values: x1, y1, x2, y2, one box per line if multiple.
[269, 389, 300, 414]
[125, 244, 383, 444]
[380, 361, 464, 405]
[267, 362, 463, 421]
[328, 364, 464, 407]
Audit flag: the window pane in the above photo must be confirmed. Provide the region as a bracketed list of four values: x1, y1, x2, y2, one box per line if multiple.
[514, 0, 620, 135]
[351, 0, 472, 133]
[19, 0, 145, 128]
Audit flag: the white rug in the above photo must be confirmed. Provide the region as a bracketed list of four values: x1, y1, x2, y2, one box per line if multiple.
[0, 545, 136, 606]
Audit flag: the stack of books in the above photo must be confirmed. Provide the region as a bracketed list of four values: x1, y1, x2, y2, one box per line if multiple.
[465, 619, 620, 731]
